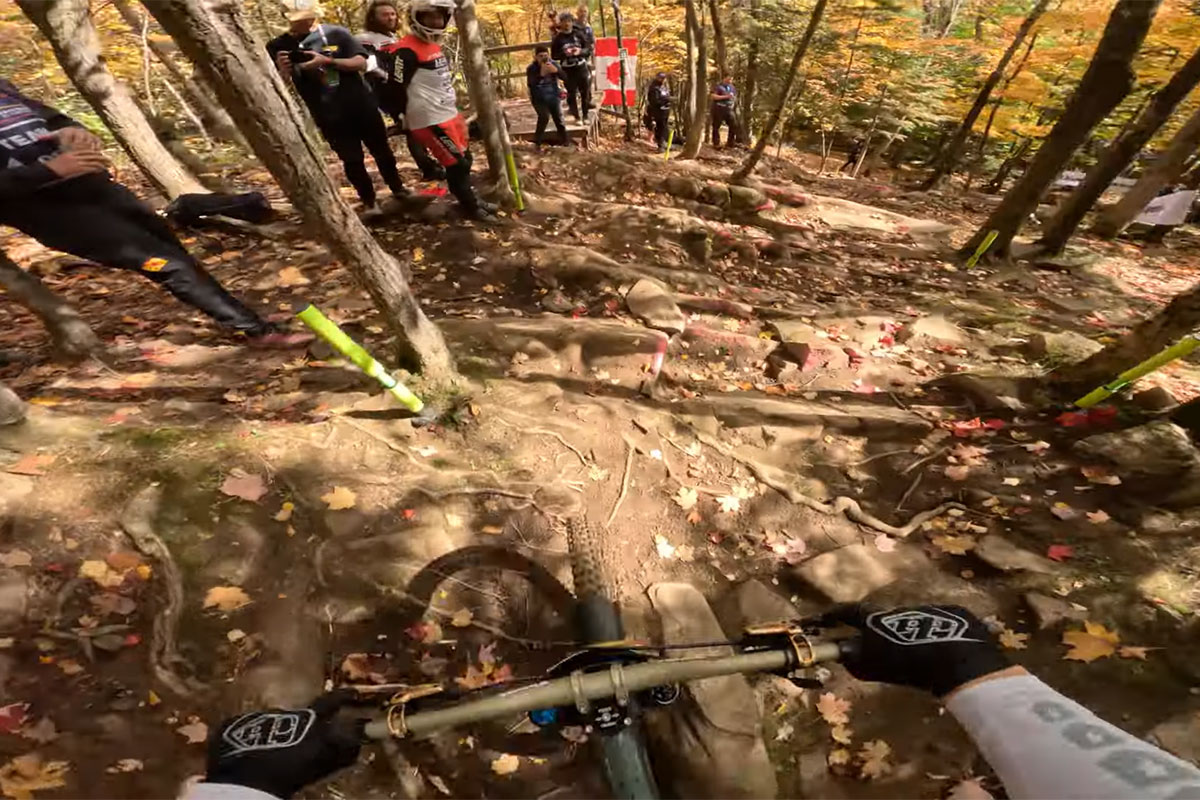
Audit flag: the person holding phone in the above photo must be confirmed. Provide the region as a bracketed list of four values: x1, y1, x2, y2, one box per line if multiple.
[527, 46, 570, 149]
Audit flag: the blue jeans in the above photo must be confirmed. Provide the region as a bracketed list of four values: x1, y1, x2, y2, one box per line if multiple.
[532, 95, 569, 146]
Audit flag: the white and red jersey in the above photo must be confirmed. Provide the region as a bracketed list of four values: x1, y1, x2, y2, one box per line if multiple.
[378, 35, 459, 130]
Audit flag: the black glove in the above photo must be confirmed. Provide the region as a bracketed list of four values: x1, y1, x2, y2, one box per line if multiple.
[204, 692, 365, 798]
[822, 604, 1010, 697]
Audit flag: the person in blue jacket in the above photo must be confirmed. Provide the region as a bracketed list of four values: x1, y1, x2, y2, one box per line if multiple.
[527, 46, 570, 149]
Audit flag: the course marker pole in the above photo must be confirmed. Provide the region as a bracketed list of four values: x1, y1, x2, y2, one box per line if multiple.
[965, 229, 999, 269]
[504, 151, 525, 212]
[1074, 335, 1200, 408]
[294, 303, 424, 414]
[663, 129, 674, 161]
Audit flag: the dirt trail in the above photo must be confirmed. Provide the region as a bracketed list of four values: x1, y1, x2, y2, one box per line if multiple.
[2, 137, 1200, 799]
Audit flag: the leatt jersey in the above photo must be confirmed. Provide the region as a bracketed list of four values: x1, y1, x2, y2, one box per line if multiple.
[378, 35, 459, 130]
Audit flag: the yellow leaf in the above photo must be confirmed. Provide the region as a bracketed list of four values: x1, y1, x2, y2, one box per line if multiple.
[274, 502, 294, 522]
[0, 753, 69, 799]
[858, 739, 893, 780]
[1117, 646, 1156, 660]
[135, 564, 152, 581]
[490, 753, 519, 776]
[176, 719, 208, 744]
[1084, 621, 1120, 644]
[716, 495, 741, 513]
[275, 266, 311, 287]
[78, 560, 123, 588]
[321, 486, 357, 510]
[816, 692, 851, 726]
[1062, 623, 1119, 662]
[450, 608, 473, 627]
[830, 725, 853, 745]
[57, 659, 83, 676]
[828, 748, 852, 766]
[932, 534, 975, 555]
[999, 628, 1029, 650]
[203, 586, 251, 613]
[147, 690, 161, 707]
[412, 247, 425, 263]
[674, 487, 698, 511]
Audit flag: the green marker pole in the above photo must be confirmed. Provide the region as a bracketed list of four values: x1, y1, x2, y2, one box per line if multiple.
[504, 150, 525, 212]
[965, 229, 999, 269]
[1075, 335, 1200, 408]
[663, 129, 675, 161]
[293, 303, 424, 414]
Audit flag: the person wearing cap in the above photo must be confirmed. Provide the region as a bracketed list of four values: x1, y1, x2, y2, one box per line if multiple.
[267, 3, 410, 220]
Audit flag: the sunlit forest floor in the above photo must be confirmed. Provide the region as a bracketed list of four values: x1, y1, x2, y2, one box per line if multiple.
[2, 129, 1200, 798]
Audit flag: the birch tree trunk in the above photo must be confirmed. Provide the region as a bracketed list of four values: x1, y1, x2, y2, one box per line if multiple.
[680, 0, 707, 160]
[958, 0, 1163, 262]
[456, 0, 515, 202]
[731, 0, 827, 181]
[17, 0, 206, 199]
[142, 0, 457, 383]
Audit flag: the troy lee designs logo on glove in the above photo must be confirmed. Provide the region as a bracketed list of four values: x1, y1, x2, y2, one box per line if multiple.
[221, 710, 315, 755]
[867, 608, 981, 645]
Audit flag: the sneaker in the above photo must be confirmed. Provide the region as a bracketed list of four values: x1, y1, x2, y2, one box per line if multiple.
[421, 167, 447, 181]
[360, 205, 385, 222]
[466, 200, 499, 222]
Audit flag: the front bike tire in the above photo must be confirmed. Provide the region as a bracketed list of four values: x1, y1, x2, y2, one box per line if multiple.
[566, 517, 660, 800]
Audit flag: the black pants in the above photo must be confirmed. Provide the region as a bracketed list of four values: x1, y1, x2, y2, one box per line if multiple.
[316, 103, 405, 207]
[405, 133, 443, 179]
[532, 97, 569, 146]
[651, 110, 670, 148]
[711, 105, 740, 147]
[562, 64, 592, 120]
[841, 153, 860, 172]
[0, 175, 266, 333]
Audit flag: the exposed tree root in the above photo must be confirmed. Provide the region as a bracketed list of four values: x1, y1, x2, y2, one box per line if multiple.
[691, 430, 966, 538]
[120, 485, 207, 698]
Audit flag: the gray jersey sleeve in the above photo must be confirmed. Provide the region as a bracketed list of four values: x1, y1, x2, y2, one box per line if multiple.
[947, 674, 1200, 799]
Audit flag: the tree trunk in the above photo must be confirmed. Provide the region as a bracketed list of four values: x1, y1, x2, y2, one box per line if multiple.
[741, 0, 760, 137]
[0, 251, 101, 361]
[110, 0, 241, 144]
[732, 0, 826, 181]
[922, 0, 1049, 189]
[456, 0, 515, 202]
[17, 0, 206, 199]
[958, 0, 1162, 262]
[708, 0, 728, 81]
[1039, 46, 1200, 251]
[1090, 104, 1200, 239]
[141, 0, 456, 383]
[1055, 283, 1200, 390]
[922, 0, 965, 37]
[612, 0, 634, 141]
[986, 137, 1030, 193]
[680, 0, 707, 160]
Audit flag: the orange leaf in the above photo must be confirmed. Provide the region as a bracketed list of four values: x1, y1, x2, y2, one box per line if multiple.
[816, 692, 851, 726]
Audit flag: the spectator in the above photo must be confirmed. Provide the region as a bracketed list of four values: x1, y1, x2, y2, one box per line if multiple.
[647, 72, 671, 152]
[840, 137, 864, 173]
[574, 5, 596, 56]
[377, 0, 496, 220]
[357, 0, 444, 181]
[551, 12, 594, 122]
[267, 6, 409, 220]
[709, 75, 741, 149]
[0, 79, 302, 346]
[527, 46, 570, 149]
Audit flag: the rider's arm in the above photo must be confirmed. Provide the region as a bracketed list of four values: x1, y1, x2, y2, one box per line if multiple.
[947, 666, 1200, 800]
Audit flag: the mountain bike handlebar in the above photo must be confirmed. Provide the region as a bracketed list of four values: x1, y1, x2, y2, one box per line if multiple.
[363, 638, 852, 740]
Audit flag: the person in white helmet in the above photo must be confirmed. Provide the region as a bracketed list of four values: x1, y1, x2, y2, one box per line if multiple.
[375, 0, 496, 221]
[180, 605, 1200, 800]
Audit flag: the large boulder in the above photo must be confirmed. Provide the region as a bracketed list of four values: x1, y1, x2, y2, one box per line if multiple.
[626, 279, 687, 335]
[729, 185, 767, 212]
[769, 320, 850, 371]
[1025, 331, 1103, 364]
[0, 384, 24, 427]
[646, 583, 777, 799]
[896, 314, 964, 348]
[792, 542, 930, 603]
[664, 175, 704, 201]
[1073, 421, 1200, 480]
[701, 183, 732, 208]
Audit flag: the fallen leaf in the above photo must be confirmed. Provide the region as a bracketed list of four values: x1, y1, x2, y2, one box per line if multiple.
[686, 510, 703, 525]
[0, 704, 28, 734]
[654, 534, 676, 559]
[858, 739, 892, 780]
[427, 775, 451, 795]
[816, 692, 851, 726]
[873, 534, 897, 553]
[1050, 502, 1078, 521]
[4, 453, 55, 476]
[176, 719, 208, 744]
[480, 524, 504, 535]
[774, 721, 794, 742]
[275, 266, 311, 287]
[0, 550, 32, 569]
[1002, 477, 1021, 486]
[1024, 440, 1051, 454]
[828, 748, 852, 767]
[674, 486, 699, 511]
[219, 472, 268, 503]
[999, 629, 1029, 650]
[135, 564, 152, 581]
[226, 629, 246, 643]
[147, 691, 161, 707]
[931, 534, 975, 555]
[274, 502, 294, 522]
[490, 753, 519, 776]
[1117, 646, 1157, 660]
[321, 486, 357, 510]
[450, 608, 473, 627]
[1086, 510, 1111, 524]
[405, 620, 442, 644]
[107, 759, 143, 774]
[1062, 622, 1119, 662]
[57, 659, 83, 676]
[402, 508, 417, 520]
[0, 753, 69, 798]
[944, 465, 970, 481]
[950, 444, 990, 464]
[341, 653, 373, 681]
[203, 586, 251, 612]
[830, 725, 853, 745]
[716, 495, 741, 513]
[78, 560, 124, 589]
[19, 718, 57, 744]
[1081, 465, 1121, 485]
[587, 465, 609, 481]
[0, 639, 12, 649]
[412, 247, 425, 263]
[1046, 544, 1074, 562]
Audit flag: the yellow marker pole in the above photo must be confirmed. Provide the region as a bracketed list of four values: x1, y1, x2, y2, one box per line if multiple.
[504, 151, 525, 212]
[1074, 335, 1200, 408]
[663, 129, 675, 161]
[965, 229, 999, 269]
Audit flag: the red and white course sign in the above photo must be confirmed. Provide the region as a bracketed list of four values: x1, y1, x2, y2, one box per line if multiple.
[594, 37, 638, 107]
